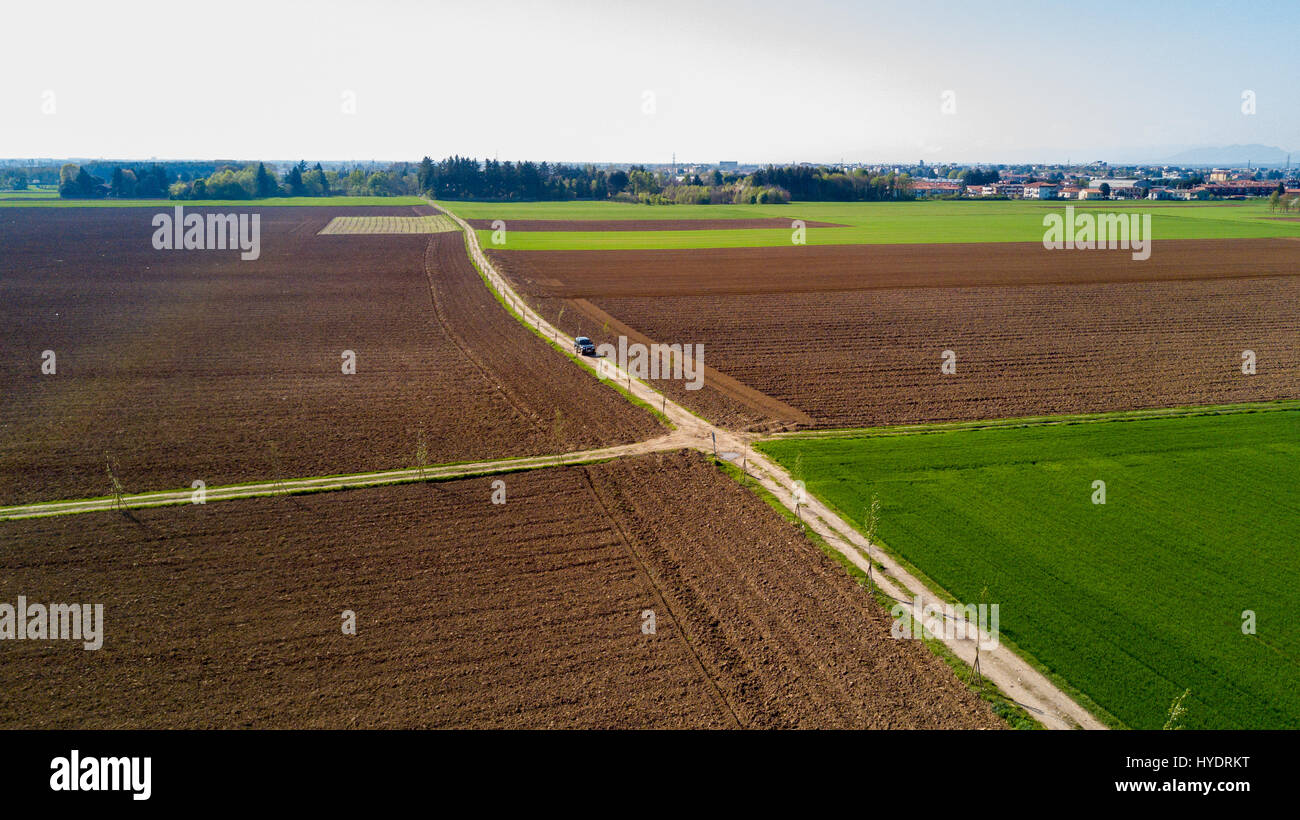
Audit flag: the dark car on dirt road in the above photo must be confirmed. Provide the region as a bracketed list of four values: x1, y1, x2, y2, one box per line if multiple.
[573, 336, 596, 356]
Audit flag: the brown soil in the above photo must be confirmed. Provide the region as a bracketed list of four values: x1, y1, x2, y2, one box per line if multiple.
[491, 238, 1300, 298]
[0, 451, 1000, 729]
[491, 241, 1300, 428]
[591, 277, 1300, 427]
[466, 218, 845, 231]
[0, 208, 660, 505]
[530, 294, 808, 431]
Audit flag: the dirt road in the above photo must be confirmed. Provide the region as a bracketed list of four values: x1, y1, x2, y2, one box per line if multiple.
[0, 433, 692, 520]
[439, 201, 1108, 730]
[4, 204, 1108, 730]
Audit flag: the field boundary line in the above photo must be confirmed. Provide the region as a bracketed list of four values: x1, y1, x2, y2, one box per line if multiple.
[562, 296, 814, 426]
[419, 233, 553, 438]
[434, 199, 1107, 730]
[767, 400, 1300, 441]
[731, 446, 1108, 730]
[0, 435, 690, 521]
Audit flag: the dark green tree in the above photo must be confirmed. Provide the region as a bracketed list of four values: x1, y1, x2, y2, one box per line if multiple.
[284, 164, 305, 196]
[417, 156, 436, 195]
[255, 162, 278, 197]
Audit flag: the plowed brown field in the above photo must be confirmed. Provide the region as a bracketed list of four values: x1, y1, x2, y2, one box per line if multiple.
[493, 239, 1300, 298]
[0, 451, 999, 729]
[466, 218, 845, 231]
[493, 242, 1300, 428]
[0, 207, 660, 505]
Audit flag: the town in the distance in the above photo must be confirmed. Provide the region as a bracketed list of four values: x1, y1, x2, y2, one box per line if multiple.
[3, 154, 1297, 206]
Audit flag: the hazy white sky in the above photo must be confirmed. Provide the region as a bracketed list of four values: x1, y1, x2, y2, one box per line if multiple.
[2, 0, 1295, 164]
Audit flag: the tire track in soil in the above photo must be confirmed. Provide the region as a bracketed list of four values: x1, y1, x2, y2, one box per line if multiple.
[577, 453, 1002, 728]
[567, 297, 813, 428]
[421, 232, 550, 441]
[431, 200, 1088, 728]
[592, 456, 855, 727]
[578, 466, 744, 728]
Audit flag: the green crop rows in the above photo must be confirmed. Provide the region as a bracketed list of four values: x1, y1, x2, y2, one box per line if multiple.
[758, 406, 1300, 729]
[432, 199, 1300, 250]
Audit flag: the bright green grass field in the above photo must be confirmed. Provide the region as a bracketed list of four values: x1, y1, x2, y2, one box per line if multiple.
[0, 195, 427, 208]
[757, 407, 1300, 729]
[0, 189, 60, 200]
[433, 199, 1300, 250]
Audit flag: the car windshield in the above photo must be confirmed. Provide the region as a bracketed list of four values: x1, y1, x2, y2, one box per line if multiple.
[576, 337, 591, 344]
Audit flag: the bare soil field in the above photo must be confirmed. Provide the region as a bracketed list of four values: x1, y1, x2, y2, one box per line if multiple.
[499, 241, 1300, 428]
[0, 451, 999, 729]
[530, 294, 810, 431]
[589, 278, 1300, 427]
[0, 207, 660, 505]
[491, 238, 1300, 298]
[466, 218, 845, 231]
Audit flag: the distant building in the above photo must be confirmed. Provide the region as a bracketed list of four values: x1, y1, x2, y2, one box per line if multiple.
[1088, 178, 1139, 190]
[718, 161, 738, 170]
[1203, 180, 1280, 197]
[910, 179, 964, 197]
[1022, 181, 1059, 199]
[1078, 188, 1106, 200]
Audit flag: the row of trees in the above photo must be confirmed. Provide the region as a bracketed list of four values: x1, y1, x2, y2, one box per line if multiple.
[169, 161, 423, 199]
[1268, 191, 1300, 212]
[56, 161, 423, 200]
[1, 169, 31, 190]
[36, 155, 1300, 203]
[749, 165, 913, 201]
[54, 156, 932, 202]
[418, 157, 822, 203]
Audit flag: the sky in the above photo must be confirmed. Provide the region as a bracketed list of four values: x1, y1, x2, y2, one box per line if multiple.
[2, 0, 1296, 165]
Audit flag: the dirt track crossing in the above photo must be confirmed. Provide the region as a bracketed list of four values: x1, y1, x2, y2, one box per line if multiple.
[437, 201, 1108, 729]
[0, 207, 662, 505]
[0, 433, 689, 520]
[0, 202, 1109, 730]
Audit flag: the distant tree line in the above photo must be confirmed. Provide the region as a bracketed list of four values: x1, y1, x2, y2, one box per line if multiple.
[58, 163, 173, 198]
[1268, 189, 1300, 213]
[54, 156, 910, 203]
[1, 169, 31, 190]
[749, 165, 915, 201]
[55, 160, 423, 200]
[25, 155, 1300, 204]
[419, 156, 793, 203]
[169, 161, 420, 199]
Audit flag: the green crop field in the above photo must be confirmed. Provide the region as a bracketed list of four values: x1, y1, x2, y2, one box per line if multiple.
[432, 199, 1300, 250]
[0, 195, 427, 209]
[0, 189, 60, 200]
[757, 405, 1300, 730]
